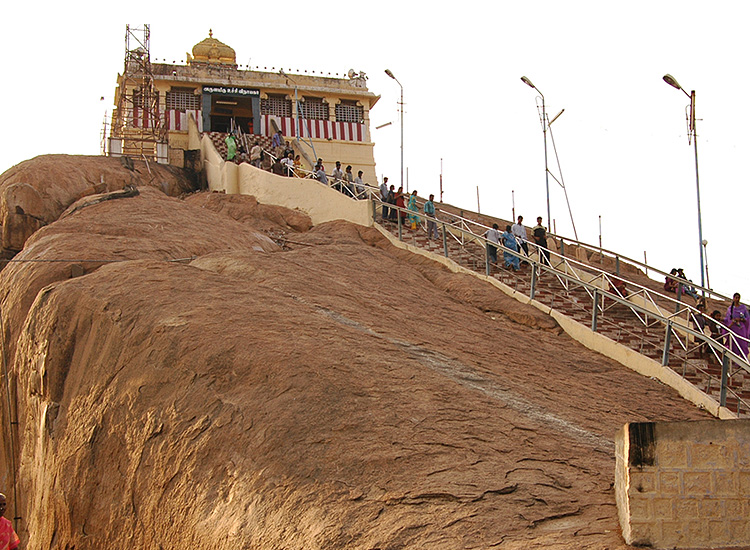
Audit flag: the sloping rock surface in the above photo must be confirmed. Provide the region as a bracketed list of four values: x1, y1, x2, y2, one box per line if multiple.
[0, 154, 196, 256]
[0, 157, 709, 550]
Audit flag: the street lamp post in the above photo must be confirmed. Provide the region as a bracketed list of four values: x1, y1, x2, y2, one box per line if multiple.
[703, 239, 711, 291]
[663, 74, 705, 291]
[385, 69, 404, 190]
[521, 76, 551, 230]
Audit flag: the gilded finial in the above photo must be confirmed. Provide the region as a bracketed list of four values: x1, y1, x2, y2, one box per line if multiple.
[209, 29, 213, 38]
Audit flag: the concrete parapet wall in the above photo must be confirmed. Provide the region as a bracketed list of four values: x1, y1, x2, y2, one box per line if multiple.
[236, 163, 372, 226]
[616, 419, 750, 548]
[200, 134, 372, 227]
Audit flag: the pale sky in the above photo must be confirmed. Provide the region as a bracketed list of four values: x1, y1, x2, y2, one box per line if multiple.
[1, 0, 747, 300]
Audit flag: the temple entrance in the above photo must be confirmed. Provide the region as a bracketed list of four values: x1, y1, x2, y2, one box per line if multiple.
[210, 95, 254, 133]
[201, 86, 260, 134]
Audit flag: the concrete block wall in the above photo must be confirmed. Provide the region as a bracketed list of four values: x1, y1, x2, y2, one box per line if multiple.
[616, 419, 750, 548]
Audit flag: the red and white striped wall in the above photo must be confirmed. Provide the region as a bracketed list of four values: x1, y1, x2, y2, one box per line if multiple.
[261, 115, 365, 142]
[165, 109, 202, 131]
[130, 109, 203, 132]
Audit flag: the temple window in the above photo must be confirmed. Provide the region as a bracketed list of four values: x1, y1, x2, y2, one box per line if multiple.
[132, 88, 159, 109]
[335, 100, 363, 123]
[166, 88, 200, 111]
[261, 94, 292, 117]
[301, 97, 329, 120]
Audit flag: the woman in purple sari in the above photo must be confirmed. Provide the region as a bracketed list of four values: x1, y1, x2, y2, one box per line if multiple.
[724, 292, 750, 359]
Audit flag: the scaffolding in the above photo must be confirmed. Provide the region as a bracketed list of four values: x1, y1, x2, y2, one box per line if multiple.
[110, 24, 167, 162]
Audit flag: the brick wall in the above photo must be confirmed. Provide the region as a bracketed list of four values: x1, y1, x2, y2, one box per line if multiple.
[616, 419, 750, 548]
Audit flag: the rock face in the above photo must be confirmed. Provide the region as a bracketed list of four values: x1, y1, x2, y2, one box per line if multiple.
[0, 156, 709, 550]
[0, 155, 196, 257]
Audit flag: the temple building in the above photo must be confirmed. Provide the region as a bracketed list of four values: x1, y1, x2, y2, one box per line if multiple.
[109, 27, 380, 181]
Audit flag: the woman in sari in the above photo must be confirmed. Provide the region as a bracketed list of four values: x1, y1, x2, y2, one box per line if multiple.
[724, 292, 750, 359]
[502, 225, 520, 271]
[407, 190, 420, 228]
[393, 187, 407, 223]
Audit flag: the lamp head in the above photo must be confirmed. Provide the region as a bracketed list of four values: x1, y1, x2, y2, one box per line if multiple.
[521, 76, 536, 89]
[663, 74, 682, 90]
[385, 69, 396, 80]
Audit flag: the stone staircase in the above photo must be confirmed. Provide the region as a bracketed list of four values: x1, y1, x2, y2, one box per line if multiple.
[381, 219, 750, 416]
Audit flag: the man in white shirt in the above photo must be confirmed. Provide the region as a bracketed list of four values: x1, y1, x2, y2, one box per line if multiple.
[354, 170, 365, 199]
[315, 162, 328, 184]
[379, 177, 390, 219]
[532, 216, 550, 265]
[511, 215, 530, 265]
[250, 142, 261, 168]
[280, 152, 294, 177]
[331, 161, 345, 193]
[483, 223, 501, 264]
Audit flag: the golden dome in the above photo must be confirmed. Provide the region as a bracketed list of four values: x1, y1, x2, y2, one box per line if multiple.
[189, 29, 236, 66]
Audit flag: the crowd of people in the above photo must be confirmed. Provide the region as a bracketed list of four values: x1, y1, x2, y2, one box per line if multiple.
[692, 292, 750, 361]
[376, 178, 553, 273]
[223, 130, 372, 198]
[659, 267, 750, 362]
[311, 159, 367, 198]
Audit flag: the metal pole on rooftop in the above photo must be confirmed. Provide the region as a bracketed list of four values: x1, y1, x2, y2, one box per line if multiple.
[279, 70, 300, 140]
[663, 75, 706, 293]
[385, 69, 404, 191]
[543, 96, 551, 229]
[703, 240, 711, 290]
[440, 158, 443, 202]
[692, 89, 706, 294]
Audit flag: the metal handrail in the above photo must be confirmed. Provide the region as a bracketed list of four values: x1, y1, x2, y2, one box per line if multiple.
[392, 195, 734, 306]
[370, 196, 750, 416]
[406, 203, 750, 354]
[237, 144, 724, 301]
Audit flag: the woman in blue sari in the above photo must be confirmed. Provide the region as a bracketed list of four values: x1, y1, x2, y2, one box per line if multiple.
[502, 225, 520, 271]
